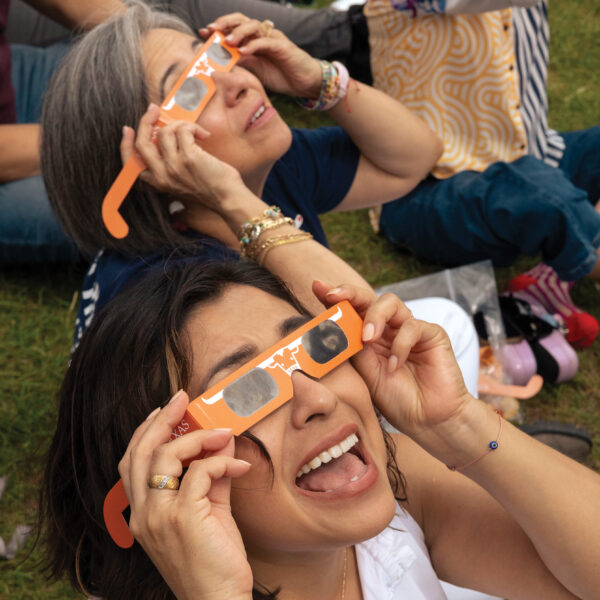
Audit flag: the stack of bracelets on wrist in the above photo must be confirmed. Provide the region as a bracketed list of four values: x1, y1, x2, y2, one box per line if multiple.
[296, 60, 350, 111]
[239, 205, 313, 265]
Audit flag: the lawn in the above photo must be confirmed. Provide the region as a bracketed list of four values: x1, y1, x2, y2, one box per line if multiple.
[0, 2, 599, 598]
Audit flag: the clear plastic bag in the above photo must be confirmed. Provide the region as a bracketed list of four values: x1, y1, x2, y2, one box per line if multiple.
[376, 259, 506, 357]
[376, 260, 523, 420]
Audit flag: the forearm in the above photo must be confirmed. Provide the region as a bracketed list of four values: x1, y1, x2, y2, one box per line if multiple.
[418, 399, 600, 599]
[0, 124, 40, 182]
[24, 0, 125, 30]
[185, 189, 372, 312]
[328, 80, 442, 187]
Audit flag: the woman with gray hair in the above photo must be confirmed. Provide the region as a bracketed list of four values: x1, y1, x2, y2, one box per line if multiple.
[40, 0, 449, 351]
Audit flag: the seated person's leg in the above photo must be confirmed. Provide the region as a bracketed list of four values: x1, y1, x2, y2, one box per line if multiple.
[557, 126, 600, 206]
[160, 0, 353, 62]
[11, 40, 70, 123]
[2, 41, 77, 264]
[380, 156, 600, 347]
[379, 156, 600, 280]
[0, 175, 79, 264]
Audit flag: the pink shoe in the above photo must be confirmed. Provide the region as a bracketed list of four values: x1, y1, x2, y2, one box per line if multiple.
[507, 274, 598, 349]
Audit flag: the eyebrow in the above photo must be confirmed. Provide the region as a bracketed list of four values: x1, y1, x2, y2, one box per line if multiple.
[159, 38, 203, 101]
[200, 314, 313, 392]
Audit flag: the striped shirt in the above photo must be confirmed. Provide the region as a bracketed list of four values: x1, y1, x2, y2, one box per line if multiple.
[512, 0, 565, 166]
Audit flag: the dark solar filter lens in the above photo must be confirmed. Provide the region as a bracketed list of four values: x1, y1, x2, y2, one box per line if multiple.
[222, 368, 279, 417]
[301, 321, 348, 364]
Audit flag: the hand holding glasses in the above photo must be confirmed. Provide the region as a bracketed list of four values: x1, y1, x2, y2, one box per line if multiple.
[101, 32, 240, 239]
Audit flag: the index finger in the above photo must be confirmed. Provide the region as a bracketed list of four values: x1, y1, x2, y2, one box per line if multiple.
[202, 13, 251, 37]
[314, 282, 412, 343]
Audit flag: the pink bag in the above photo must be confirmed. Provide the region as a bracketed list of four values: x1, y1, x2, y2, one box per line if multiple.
[498, 294, 578, 384]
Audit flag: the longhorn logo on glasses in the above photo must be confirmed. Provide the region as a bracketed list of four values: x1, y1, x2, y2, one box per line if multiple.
[101, 32, 240, 239]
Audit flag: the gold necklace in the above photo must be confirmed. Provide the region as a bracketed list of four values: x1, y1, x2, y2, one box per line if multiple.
[341, 546, 348, 600]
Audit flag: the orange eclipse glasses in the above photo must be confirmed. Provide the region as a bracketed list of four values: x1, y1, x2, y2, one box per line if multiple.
[103, 300, 363, 548]
[101, 31, 240, 239]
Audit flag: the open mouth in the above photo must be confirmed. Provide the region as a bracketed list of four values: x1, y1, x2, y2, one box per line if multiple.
[245, 102, 275, 131]
[295, 433, 369, 493]
[249, 104, 265, 125]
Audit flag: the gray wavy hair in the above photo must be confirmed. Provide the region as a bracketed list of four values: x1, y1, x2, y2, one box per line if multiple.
[41, 1, 195, 258]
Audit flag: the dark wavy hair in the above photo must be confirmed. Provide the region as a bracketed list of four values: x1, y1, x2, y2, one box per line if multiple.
[38, 260, 406, 599]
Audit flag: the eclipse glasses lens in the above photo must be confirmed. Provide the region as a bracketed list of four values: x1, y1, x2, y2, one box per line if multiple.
[172, 42, 233, 112]
[221, 321, 349, 417]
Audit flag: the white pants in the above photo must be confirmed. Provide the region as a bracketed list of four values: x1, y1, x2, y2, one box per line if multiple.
[405, 296, 480, 398]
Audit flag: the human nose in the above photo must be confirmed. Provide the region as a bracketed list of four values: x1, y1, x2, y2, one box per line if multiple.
[212, 70, 247, 107]
[289, 371, 337, 429]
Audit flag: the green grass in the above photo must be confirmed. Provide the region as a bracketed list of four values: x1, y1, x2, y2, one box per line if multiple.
[1, 2, 599, 597]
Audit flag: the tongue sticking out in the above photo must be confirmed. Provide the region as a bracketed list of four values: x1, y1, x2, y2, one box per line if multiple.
[297, 452, 367, 492]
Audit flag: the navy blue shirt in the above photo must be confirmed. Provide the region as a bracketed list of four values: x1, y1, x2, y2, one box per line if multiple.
[73, 126, 360, 348]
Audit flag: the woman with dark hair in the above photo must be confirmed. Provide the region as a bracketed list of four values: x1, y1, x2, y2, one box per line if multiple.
[40, 260, 600, 600]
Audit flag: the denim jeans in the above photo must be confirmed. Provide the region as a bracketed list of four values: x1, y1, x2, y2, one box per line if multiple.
[380, 126, 600, 281]
[0, 40, 79, 264]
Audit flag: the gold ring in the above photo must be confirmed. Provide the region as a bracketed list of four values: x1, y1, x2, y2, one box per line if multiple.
[148, 475, 180, 490]
[262, 19, 275, 37]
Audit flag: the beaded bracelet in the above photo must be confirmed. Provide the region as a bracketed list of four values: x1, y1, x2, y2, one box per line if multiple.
[257, 231, 314, 266]
[296, 60, 350, 112]
[239, 206, 294, 258]
[447, 410, 503, 472]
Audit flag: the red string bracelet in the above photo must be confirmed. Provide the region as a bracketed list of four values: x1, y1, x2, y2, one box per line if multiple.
[447, 410, 503, 472]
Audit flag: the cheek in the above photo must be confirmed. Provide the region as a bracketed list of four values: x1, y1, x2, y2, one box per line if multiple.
[233, 435, 274, 489]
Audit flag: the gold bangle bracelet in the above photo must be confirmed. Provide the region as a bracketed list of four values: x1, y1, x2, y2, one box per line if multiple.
[256, 232, 314, 266]
[239, 219, 294, 258]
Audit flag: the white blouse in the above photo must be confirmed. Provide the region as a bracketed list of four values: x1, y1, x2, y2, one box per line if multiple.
[356, 506, 502, 600]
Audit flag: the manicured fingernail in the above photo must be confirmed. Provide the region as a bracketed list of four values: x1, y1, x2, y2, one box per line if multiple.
[145, 407, 161, 421]
[207, 22, 216, 28]
[327, 287, 343, 296]
[236, 459, 251, 466]
[388, 355, 398, 373]
[363, 322, 375, 341]
[169, 389, 185, 404]
[226, 34, 235, 42]
[122, 126, 128, 136]
[213, 428, 233, 433]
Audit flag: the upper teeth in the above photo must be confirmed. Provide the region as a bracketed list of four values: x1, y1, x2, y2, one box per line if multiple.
[296, 433, 359, 479]
[250, 105, 265, 124]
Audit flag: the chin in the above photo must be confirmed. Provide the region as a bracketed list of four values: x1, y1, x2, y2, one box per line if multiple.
[271, 122, 293, 161]
[337, 479, 399, 545]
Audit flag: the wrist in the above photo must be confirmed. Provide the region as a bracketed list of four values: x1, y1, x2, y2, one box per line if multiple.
[220, 193, 270, 233]
[409, 398, 502, 469]
[296, 61, 349, 112]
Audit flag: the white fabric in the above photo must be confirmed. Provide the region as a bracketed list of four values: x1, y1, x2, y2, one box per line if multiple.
[405, 297, 480, 398]
[356, 507, 502, 600]
[356, 507, 447, 599]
